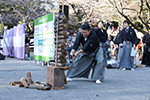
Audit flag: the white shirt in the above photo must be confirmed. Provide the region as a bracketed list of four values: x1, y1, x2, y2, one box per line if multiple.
[84, 37, 87, 41]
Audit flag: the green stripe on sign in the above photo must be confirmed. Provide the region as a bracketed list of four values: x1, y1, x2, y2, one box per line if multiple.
[47, 13, 54, 22]
[34, 55, 53, 62]
[34, 32, 53, 36]
[34, 19, 39, 26]
[34, 44, 54, 46]
[34, 13, 54, 26]
[43, 32, 53, 35]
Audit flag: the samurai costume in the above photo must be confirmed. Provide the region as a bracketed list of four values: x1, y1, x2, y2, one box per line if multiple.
[117, 26, 139, 69]
[67, 31, 105, 81]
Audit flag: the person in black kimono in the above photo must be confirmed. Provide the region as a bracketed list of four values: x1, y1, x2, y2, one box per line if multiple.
[142, 27, 150, 67]
[114, 25, 124, 60]
[25, 34, 30, 60]
[94, 21, 108, 68]
[117, 20, 139, 70]
[67, 23, 105, 84]
[94, 21, 108, 43]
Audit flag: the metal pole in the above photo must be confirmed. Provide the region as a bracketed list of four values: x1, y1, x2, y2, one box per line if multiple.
[55, 0, 60, 67]
[62, 0, 64, 14]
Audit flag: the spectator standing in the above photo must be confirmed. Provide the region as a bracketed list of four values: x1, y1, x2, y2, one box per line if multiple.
[25, 34, 30, 60]
[94, 21, 108, 68]
[117, 20, 139, 70]
[114, 25, 124, 60]
[66, 29, 72, 65]
[142, 27, 150, 67]
[137, 39, 143, 59]
[70, 31, 78, 47]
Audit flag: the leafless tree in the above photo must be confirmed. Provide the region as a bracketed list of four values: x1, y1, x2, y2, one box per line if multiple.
[0, 0, 56, 33]
[65, 0, 121, 30]
[108, 0, 150, 34]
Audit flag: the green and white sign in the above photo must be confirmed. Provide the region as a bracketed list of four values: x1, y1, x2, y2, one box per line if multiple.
[34, 12, 55, 62]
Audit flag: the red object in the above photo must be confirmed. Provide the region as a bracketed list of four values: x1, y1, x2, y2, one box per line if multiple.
[112, 27, 114, 31]
[137, 41, 142, 50]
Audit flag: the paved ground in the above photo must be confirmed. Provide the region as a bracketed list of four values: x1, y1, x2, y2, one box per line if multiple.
[0, 57, 150, 100]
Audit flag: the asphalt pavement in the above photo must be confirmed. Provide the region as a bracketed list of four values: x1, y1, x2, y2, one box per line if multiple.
[0, 57, 150, 100]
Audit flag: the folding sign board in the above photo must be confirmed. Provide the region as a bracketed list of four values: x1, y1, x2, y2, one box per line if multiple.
[34, 13, 55, 62]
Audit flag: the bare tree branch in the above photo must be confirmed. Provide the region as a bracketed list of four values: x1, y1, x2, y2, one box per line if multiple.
[145, 0, 150, 11]
[108, 0, 148, 34]
[139, 0, 144, 15]
[122, 7, 138, 14]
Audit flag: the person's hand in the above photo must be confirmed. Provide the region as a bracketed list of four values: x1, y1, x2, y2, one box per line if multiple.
[75, 51, 80, 57]
[70, 49, 75, 56]
[133, 44, 136, 49]
[119, 43, 123, 47]
[74, 50, 84, 57]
